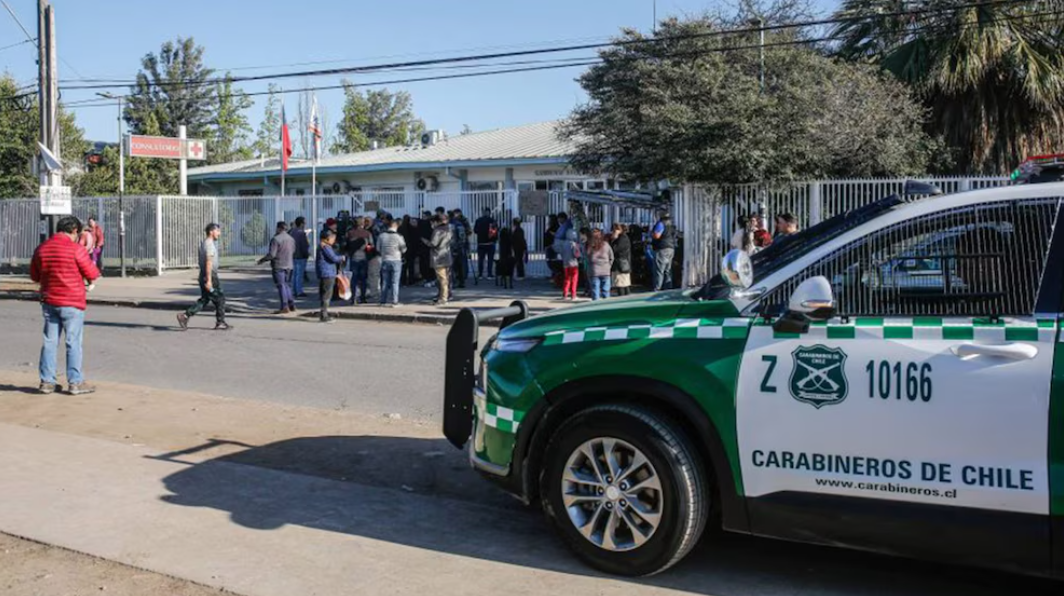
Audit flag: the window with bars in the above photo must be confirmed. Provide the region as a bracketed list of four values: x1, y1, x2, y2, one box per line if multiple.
[757, 199, 1060, 317]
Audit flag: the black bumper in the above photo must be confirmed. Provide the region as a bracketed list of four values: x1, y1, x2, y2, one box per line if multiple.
[443, 300, 529, 449]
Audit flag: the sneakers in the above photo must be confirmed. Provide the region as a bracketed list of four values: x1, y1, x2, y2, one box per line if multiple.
[68, 382, 96, 396]
[38, 382, 56, 395]
[176, 313, 189, 330]
[214, 322, 233, 331]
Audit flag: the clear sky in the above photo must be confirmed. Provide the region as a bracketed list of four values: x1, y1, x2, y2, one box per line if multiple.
[1, 0, 837, 147]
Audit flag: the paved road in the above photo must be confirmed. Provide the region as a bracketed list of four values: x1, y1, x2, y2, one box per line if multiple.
[0, 300, 1058, 595]
[0, 300, 487, 420]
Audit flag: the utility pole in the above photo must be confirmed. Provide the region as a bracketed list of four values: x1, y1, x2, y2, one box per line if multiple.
[36, 0, 62, 239]
[97, 91, 127, 277]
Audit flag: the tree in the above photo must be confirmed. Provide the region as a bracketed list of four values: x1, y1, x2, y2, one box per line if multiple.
[241, 210, 268, 249]
[252, 84, 281, 158]
[210, 74, 254, 164]
[832, 0, 1064, 174]
[560, 16, 937, 185]
[124, 37, 216, 140]
[0, 74, 91, 198]
[332, 84, 425, 153]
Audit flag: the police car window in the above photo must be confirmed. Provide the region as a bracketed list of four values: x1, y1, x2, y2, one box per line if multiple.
[758, 199, 1061, 317]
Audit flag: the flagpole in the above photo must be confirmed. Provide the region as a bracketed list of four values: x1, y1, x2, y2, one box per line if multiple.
[280, 92, 286, 197]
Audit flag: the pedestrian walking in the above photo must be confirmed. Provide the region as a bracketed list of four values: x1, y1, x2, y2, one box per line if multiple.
[560, 228, 582, 300]
[424, 214, 453, 305]
[176, 223, 231, 331]
[610, 223, 633, 296]
[588, 229, 614, 300]
[87, 216, 104, 270]
[31, 216, 101, 395]
[290, 216, 310, 297]
[257, 221, 296, 314]
[650, 212, 677, 291]
[377, 215, 407, 307]
[316, 229, 344, 323]
[473, 207, 498, 279]
[511, 218, 528, 280]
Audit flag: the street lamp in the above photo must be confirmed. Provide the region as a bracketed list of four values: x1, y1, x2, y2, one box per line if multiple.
[95, 91, 126, 277]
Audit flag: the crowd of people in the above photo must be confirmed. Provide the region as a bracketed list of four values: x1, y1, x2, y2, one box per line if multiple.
[545, 211, 679, 301]
[729, 211, 801, 252]
[229, 207, 534, 323]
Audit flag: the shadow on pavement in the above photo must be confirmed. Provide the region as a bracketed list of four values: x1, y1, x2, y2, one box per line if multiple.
[0, 383, 41, 395]
[157, 436, 1060, 596]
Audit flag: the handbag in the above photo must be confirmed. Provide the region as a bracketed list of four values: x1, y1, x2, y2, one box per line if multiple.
[617, 257, 632, 274]
[334, 273, 352, 301]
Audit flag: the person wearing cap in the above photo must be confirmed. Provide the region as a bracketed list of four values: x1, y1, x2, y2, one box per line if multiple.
[650, 212, 678, 291]
[322, 217, 338, 239]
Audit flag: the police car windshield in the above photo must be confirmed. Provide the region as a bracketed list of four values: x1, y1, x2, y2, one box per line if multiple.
[699, 194, 905, 300]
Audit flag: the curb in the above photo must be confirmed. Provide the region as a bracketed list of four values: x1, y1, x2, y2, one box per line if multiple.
[0, 291, 511, 327]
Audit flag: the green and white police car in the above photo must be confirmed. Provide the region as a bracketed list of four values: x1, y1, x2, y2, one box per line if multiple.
[443, 181, 1064, 578]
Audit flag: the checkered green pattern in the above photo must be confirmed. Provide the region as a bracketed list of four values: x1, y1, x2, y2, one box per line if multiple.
[475, 393, 524, 434]
[771, 317, 1057, 342]
[541, 318, 752, 346]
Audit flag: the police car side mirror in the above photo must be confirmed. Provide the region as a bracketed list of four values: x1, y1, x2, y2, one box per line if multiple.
[721, 249, 752, 289]
[788, 276, 836, 320]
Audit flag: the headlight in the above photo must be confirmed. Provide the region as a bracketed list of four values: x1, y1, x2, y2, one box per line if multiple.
[494, 337, 542, 353]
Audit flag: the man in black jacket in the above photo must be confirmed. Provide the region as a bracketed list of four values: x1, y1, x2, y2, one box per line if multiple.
[290, 216, 311, 297]
[473, 208, 498, 279]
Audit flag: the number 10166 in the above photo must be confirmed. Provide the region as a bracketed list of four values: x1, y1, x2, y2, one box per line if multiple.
[866, 360, 932, 402]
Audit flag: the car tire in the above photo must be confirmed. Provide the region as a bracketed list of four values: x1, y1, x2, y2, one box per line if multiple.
[539, 404, 709, 576]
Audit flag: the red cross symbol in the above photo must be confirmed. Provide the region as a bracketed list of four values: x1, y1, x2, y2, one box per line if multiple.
[189, 142, 203, 158]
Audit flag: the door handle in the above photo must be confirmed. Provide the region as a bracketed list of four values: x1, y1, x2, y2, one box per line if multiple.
[950, 342, 1039, 361]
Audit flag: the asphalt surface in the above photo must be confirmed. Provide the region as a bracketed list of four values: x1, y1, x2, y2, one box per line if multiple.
[0, 300, 488, 420]
[0, 300, 1059, 595]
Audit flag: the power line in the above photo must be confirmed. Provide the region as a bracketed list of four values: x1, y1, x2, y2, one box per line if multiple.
[0, 0, 35, 44]
[46, 0, 1043, 94]
[0, 38, 34, 53]
[4, 0, 1050, 107]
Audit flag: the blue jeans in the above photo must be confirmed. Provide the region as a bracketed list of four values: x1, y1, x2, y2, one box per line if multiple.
[591, 276, 611, 300]
[653, 248, 675, 291]
[293, 258, 308, 295]
[381, 260, 402, 305]
[272, 268, 294, 309]
[40, 304, 85, 385]
[350, 259, 368, 301]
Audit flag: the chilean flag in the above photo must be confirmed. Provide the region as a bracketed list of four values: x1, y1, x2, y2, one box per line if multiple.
[280, 103, 293, 172]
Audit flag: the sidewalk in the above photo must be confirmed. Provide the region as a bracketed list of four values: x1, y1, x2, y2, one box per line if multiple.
[0, 266, 578, 325]
[0, 372, 686, 596]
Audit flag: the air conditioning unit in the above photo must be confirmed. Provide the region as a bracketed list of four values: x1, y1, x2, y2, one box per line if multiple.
[416, 175, 439, 192]
[331, 182, 342, 194]
[420, 129, 445, 147]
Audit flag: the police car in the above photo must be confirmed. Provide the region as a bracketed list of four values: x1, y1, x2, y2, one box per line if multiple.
[443, 181, 1064, 578]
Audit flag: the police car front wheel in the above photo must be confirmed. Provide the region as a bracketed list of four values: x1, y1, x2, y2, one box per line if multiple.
[540, 404, 710, 576]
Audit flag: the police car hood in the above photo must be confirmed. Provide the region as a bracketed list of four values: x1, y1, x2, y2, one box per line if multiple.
[500, 289, 736, 339]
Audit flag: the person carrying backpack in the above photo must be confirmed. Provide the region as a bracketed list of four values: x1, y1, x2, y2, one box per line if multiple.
[473, 207, 498, 279]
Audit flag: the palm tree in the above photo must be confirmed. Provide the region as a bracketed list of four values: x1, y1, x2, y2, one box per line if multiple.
[831, 0, 1064, 175]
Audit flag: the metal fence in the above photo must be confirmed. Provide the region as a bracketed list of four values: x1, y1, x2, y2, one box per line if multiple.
[1, 177, 1011, 282]
[682, 176, 1011, 287]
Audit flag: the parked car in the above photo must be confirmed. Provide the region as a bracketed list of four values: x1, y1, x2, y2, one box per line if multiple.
[443, 181, 1064, 578]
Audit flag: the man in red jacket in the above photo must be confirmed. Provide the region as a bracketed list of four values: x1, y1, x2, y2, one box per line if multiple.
[30, 216, 101, 395]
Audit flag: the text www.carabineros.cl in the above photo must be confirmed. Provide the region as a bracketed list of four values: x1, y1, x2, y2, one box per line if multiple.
[814, 478, 958, 499]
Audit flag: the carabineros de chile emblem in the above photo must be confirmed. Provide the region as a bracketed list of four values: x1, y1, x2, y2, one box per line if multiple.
[789, 345, 848, 408]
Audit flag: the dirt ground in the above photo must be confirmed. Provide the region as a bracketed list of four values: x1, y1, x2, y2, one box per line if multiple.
[0, 532, 228, 596]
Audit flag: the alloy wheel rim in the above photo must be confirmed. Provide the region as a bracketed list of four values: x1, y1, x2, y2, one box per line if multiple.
[561, 437, 663, 552]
